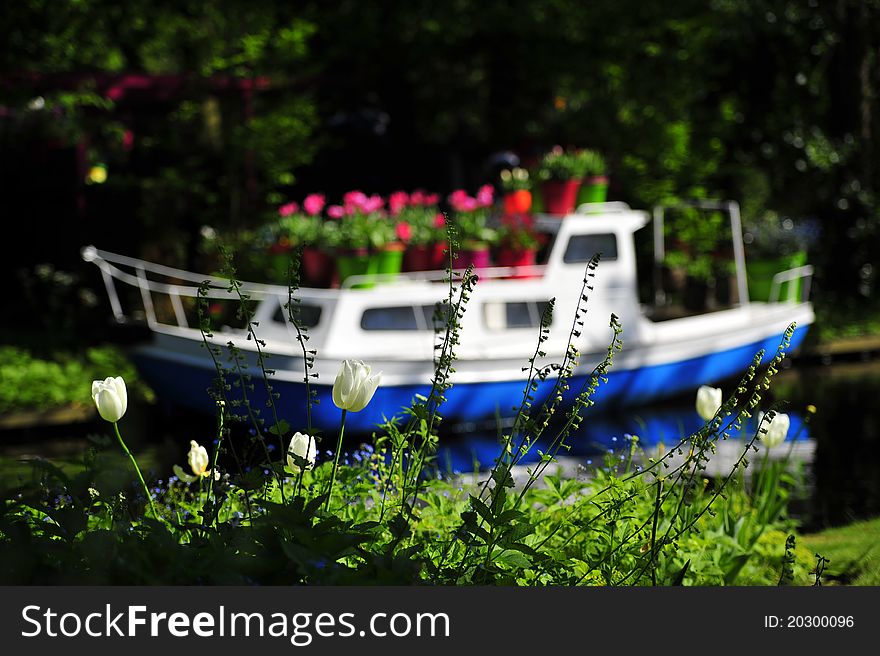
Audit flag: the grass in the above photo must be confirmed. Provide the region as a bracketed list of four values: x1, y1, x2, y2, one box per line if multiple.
[801, 517, 880, 585]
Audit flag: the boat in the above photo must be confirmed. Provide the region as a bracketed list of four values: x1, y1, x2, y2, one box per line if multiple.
[82, 200, 815, 433]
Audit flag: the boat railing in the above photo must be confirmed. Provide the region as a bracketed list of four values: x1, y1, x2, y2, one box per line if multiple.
[81, 245, 329, 330]
[768, 264, 814, 304]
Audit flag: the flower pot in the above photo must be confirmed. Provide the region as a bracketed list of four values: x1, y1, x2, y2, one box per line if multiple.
[375, 243, 405, 279]
[747, 250, 807, 302]
[503, 190, 533, 215]
[403, 243, 447, 272]
[541, 179, 581, 216]
[494, 247, 537, 279]
[301, 247, 335, 288]
[577, 175, 609, 204]
[268, 244, 293, 282]
[336, 248, 379, 289]
[452, 244, 491, 271]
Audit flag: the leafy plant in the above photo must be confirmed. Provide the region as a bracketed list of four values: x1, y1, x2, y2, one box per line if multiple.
[577, 149, 607, 178]
[534, 146, 589, 181]
[500, 167, 531, 192]
[0, 346, 152, 414]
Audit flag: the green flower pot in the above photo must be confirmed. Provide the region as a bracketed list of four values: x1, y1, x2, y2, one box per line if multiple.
[747, 250, 807, 302]
[337, 249, 379, 289]
[577, 176, 609, 205]
[375, 244, 405, 278]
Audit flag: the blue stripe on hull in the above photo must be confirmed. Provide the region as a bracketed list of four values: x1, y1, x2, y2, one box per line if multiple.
[132, 325, 808, 434]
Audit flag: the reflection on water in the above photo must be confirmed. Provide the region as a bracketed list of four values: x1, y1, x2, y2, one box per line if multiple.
[437, 359, 880, 531]
[772, 361, 880, 530]
[1, 360, 878, 531]
[439, 407, 812, 472]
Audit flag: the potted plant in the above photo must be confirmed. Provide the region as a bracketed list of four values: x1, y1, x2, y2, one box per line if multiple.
[576, 149, 609, 204]
[500, 167, 532, 215]
[276, 194, 336, 287]
[325, 191, 384, 288]
[448, 186, 497, 270]
[395, 190, 447, 272]
[534, 146, 587, 215]
[744, 212, 815, 302]
[494, 214, 541, 278]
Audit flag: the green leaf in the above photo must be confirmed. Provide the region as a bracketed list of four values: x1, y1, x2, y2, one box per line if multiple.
[498, 540, 538, 557]
[268, 419, 291, 436]
[491, 468, 515, 488]
[469, 495, 494, 524]
[671, 559, 691, 586]
[497, 550, 532, 570]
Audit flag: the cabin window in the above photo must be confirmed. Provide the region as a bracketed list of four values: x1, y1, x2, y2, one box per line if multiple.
[421, 302, 452, 331]
[272, 304, 323, 327]
[563, 233, 618, 263]
[361, 306, 419, 331]
[484, 300, 551, 330]
[361, 303, 450, 331]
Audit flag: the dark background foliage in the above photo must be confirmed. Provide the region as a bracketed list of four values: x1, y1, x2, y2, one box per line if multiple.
[2, 0, 878, 334]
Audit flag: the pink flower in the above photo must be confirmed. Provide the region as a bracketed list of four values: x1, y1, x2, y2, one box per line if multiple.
[278, 202, 299, 217]
[461, 196, 478, 212]
[362, 194, 385, 214]
[395, 222, 412, 242]
[388, 191, 409, 215]
[303, 194, 325, 216]
[424, 193, 440, 206]
[409, 189, 426, 206]
[343, 190, 368, 212]
[448, 190, 472, 212]
[434, 213, 446, 228]
[327, 205, 345, 219]
[476, 184, 494, 207]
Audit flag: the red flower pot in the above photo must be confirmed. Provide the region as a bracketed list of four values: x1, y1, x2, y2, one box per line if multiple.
[494, 247, 537, 279]
[452, 245, 491, 271]
[403, 243, 447, 272]
[503, 190, 533, 215]
[541, 179, 582, 216]
[301, 247, 335, 288]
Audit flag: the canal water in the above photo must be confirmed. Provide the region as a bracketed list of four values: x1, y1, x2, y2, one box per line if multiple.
[2, 357, 878, 533]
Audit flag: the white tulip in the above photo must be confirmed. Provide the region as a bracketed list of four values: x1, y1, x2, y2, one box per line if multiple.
[758, 411, 790, 448]
[91, 376, 128, 423]
[287, 431, 317, 473]
[188, 440, 209, 476]
[332, 359, 382, 412]
[695, 385, 722, 421]
[173, 440, 218, 483]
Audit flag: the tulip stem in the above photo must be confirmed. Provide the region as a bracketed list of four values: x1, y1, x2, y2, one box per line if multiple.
[324, 409, 347, 512]
[113, 422, 160, 521]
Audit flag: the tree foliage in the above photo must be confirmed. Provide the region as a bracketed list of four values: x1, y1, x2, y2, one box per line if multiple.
[2, 0, 878, 305]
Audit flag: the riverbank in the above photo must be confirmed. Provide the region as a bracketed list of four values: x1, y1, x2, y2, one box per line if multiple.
[801, 517, 880, 585]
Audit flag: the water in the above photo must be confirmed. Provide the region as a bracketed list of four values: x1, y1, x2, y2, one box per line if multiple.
[2, 359, 879, 532]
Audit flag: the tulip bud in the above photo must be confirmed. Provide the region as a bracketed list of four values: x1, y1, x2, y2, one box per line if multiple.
[287, 432, 317, 473]
[332, 359, 382, 412]
[758, 411, 790, 448]
[173, 440, 218, 483]
[695, 385, 722, 421]
[91, 376, 128, 423]
[188, 440, 210, 477]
